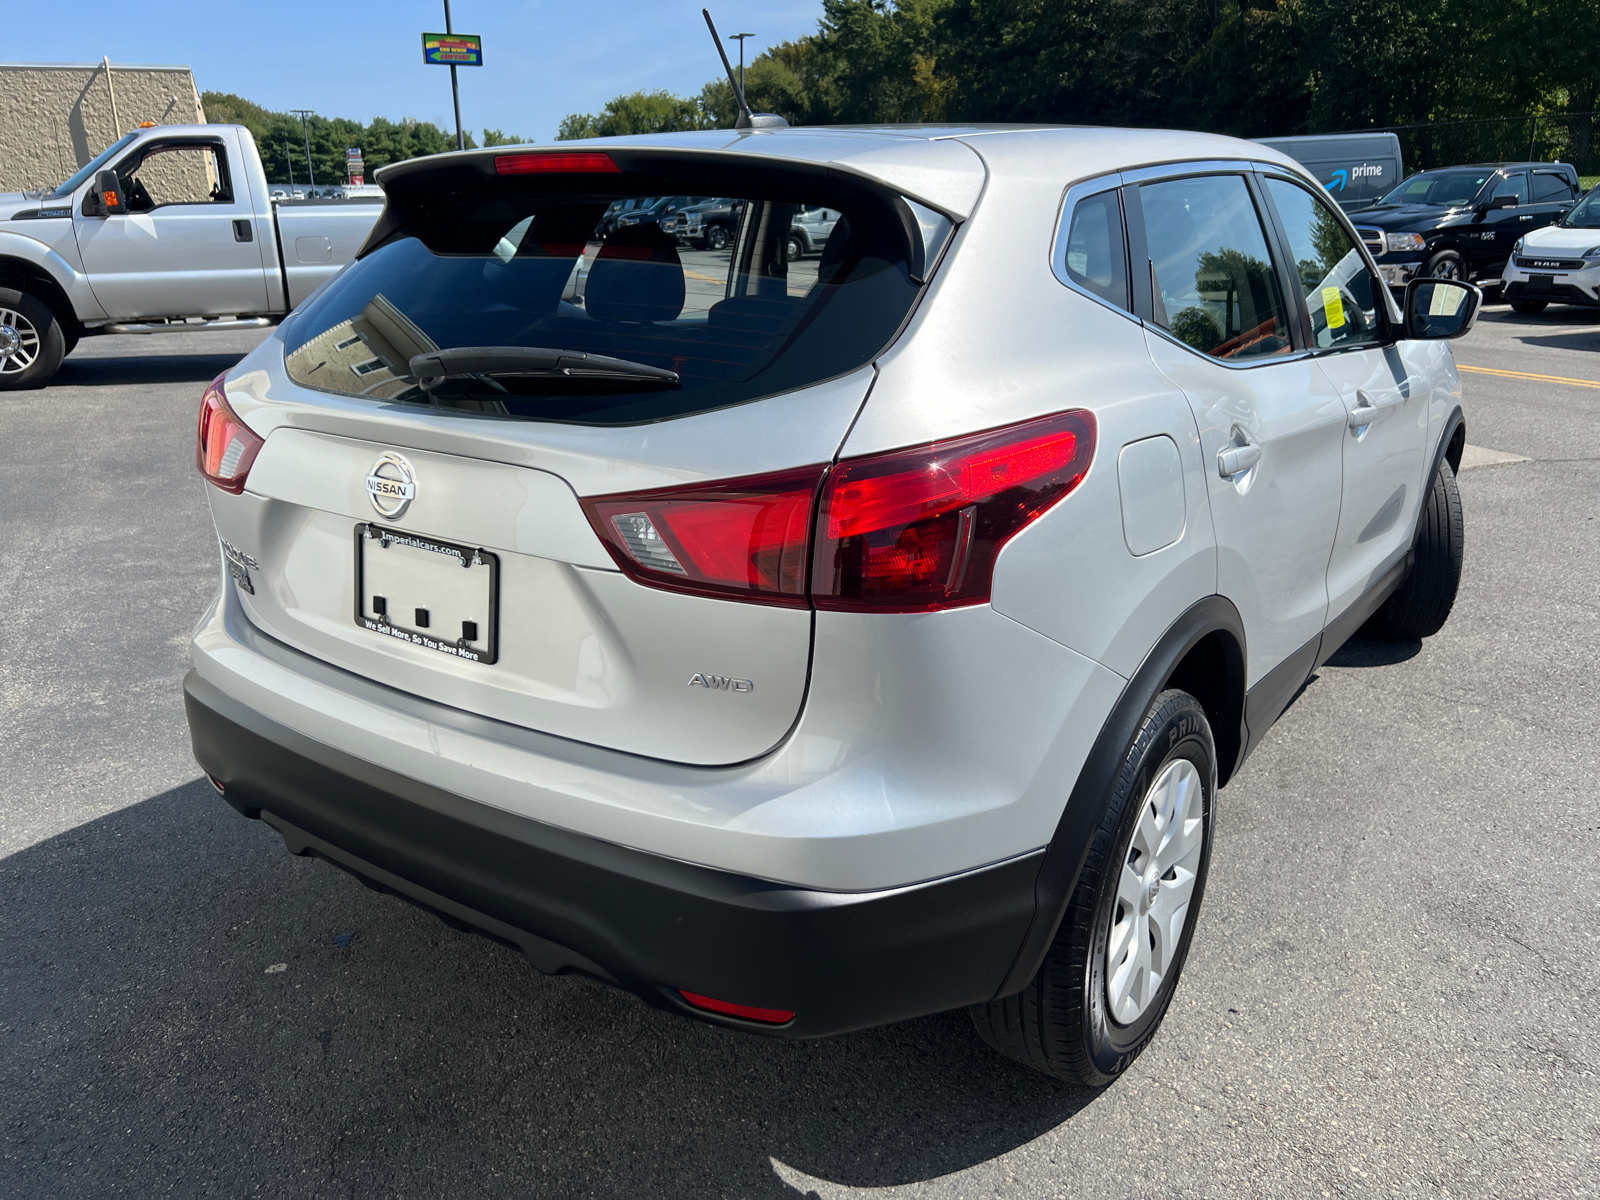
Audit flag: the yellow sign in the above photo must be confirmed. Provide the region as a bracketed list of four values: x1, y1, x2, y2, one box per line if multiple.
[1322, 286, 1345, 329]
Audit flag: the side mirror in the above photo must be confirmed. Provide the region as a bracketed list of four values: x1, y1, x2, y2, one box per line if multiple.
[1489, 192, 1519, 209]
[1404, 278, 1481, 340]
[85, 169, 126, 218]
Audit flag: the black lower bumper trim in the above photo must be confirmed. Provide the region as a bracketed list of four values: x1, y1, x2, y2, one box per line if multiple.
[184, 670, 1042, 1037]
[1505, 281, 1600, 307]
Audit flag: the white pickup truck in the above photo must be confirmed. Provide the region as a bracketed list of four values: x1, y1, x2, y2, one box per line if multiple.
[0, 123, 382, 389]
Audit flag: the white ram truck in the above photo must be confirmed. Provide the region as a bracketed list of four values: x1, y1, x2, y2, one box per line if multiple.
[0, 123, 381, 388]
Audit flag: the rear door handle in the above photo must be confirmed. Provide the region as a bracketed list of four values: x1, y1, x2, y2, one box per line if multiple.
[232, 219, 253, 242]
[1217, 442, 1262, 478]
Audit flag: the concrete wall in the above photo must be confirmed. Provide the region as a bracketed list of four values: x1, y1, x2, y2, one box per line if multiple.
[0, 62, 205, 192]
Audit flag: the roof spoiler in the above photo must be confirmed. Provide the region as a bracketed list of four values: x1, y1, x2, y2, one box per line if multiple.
[702, 9, 787, 130]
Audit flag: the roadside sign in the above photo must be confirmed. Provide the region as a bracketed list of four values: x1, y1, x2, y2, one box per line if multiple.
[346, 147, 364, 182]
[422, 33, 483, 66]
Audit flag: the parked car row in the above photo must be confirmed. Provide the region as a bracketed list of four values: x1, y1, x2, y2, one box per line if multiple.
[1256, 132, 1596, 315]
[598, 195, 841, 259]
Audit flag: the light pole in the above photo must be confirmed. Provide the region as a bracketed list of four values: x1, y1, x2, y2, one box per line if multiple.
[291, 109, 316, 187]
[444, 0, 465, 151]
[730, 32, 753, 97]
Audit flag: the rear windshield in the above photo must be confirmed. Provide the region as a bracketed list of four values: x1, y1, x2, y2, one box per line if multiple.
[280, 162, 925, 425]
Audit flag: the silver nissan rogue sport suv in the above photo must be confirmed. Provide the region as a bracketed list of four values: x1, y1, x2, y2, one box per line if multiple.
[185, 126, 1477, 1085]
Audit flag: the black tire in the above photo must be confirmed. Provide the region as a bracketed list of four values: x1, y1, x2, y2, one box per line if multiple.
[784, 233, 805, 262]
[971, 689, 1216, 1086]
[1421, 249, 1468, 283]
[1371, 458, 1464, 640]
[705, 225, 729, 251]
[1509, 299, 1548, 314]
[0, 288, 66, 390]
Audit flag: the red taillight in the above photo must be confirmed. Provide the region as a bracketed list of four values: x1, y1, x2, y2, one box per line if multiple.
[195, 373, 265, 494]
[579, 412, 1094, 612]
[495, 151, 620, 175]
[679, 990, 795, 1024]
[582, 466, 824, 607]
[814, 410, 1096, 612]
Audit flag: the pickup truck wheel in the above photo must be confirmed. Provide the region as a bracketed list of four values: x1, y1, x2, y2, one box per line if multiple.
[706, 225, 729, 251]
[1421, 250, 1467, 282]
[1371, 459, 1464, 640]
[970, 689, 1215, 1086]
[0, 289, 65, 390]
[1509, 299, 1549, 314]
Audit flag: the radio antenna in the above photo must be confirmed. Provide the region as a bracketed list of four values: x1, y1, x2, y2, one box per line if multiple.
[702, 10, 786, 129]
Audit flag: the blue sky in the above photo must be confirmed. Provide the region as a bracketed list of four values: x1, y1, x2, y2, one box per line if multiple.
[13, 1, 826, 143]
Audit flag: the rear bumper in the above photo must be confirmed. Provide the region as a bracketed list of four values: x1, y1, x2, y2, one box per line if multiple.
[184, 669, 1042, 1038]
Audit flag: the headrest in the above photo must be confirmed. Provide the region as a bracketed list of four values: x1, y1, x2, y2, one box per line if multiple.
[585, 225, 686, 323]
[816, 217, 859, 283]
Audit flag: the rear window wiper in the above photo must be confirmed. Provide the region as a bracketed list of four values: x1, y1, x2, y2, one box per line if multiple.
[409, 347, 680, 391]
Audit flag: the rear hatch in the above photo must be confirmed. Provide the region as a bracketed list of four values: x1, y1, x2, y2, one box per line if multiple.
[214, 141, 956, 766]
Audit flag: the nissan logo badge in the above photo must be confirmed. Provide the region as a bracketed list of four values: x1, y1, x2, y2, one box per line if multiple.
[366, 452, 417, 519]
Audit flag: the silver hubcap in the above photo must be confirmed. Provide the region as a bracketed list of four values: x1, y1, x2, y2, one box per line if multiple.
[1106, 758, 1205, 1025]
[0, 309, 40, 374]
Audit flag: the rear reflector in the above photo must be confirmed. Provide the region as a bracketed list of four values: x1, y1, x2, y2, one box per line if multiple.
[195, 373, 265, 494]
[813, 410, 1097, 612]
[495, 151, 620, 175]
[679, 990, 795, 1024]
[582, 466, 824, 607]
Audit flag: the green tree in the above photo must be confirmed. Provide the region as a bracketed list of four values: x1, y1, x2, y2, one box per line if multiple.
[556, 90, 711, 140]
[481, 128, 532, 147]
[201, 91, 472, 184]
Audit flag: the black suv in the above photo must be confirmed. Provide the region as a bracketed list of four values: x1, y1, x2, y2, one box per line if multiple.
[1352, 162, 1581, 289]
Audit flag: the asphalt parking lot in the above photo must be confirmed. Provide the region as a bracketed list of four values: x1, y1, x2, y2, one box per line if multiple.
[3, 302, 1597, 1198]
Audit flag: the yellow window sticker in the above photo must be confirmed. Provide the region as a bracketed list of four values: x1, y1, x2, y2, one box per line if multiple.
[1322, 287, 1346, 329]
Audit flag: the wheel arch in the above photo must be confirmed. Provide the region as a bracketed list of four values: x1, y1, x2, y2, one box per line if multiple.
[0, 253, 82, 338]
[993, 594, 1247, 999]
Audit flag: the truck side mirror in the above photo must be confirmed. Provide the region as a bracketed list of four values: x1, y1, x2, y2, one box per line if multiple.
[87, 169, 126, 217]
[1488, 192, 1519, 209]
[1403, 278, 1481, 340]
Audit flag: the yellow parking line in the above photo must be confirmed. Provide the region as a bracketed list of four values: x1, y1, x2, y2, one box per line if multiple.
[1458, 364, 1600, 390]
[683, 270, 725, 284]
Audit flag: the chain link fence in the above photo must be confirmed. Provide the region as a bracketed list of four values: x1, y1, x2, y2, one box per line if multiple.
[1332, 112, 1598, 186]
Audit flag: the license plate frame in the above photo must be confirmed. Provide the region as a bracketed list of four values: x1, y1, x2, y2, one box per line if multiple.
[353, 523, 499, 665]
[1528, 273, 1556, 291]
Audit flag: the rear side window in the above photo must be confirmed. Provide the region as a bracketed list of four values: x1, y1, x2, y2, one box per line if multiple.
[281, 164, 924, 425]
[1058, 189, 1128, 310]
[1139, 174, 1292, 361]
[1533, 173, 1575, 202]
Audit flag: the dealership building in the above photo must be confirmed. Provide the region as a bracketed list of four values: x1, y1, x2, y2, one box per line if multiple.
[0, 61, 205, 192]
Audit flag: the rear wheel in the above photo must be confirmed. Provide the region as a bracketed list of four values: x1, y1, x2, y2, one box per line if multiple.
[0, 289, 66, 390]
[971, 689, 1216, 1086]
[784, 233, 805, 262]
[1371, 459, 1464, 640]
[1421, 249, 1468, 283]
[1509, 299, 1549, 314]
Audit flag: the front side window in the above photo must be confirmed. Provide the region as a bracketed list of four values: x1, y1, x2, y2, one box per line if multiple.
[281, 172, 924, 425]
[1533, 173, 1576, 202]
[1265, 178, 1384, 350]
[1058, 189, 1128, 310]
[115, 142, 232, 211]
[1492, 171, 1530, 205]
[1140, 174, 1292, 361]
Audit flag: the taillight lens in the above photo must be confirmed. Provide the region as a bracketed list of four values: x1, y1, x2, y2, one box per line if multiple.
[195, 373, 264, 494]
[582, 466, 825, 607]
[813, 410, 1096, 612]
